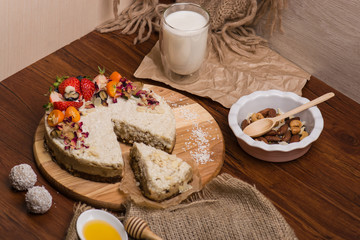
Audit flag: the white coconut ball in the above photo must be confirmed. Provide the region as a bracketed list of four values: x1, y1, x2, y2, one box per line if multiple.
[25, 186, 52, 214]
[9, 164, 37, 191]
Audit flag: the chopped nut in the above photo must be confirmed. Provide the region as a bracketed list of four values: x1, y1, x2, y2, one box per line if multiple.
[290, 120, 302, 135]
[93, 97, 102, 107]
[63, 131, 75, 140]
[251, 113, 264, 122]
[98, 90, 108, 101]
[290, 119, 302, 128]
[50, 129, 61, 138]
[300, 131, 309, 140]
[290, 134, 300, 143]
[136, 106, 146, 112]
[277, 123, 289, 136]
[72, 122, 80, 131]
[259, 108, 271, 118]
[240, 119, 249, 130]
[264, 130, 277, 136]
[264, 135, 282, 142]
[286, 117, 300, 125]
[85, 102, 95, 109]
[291, 126, 301, 135]
[255, 137, 268, 144]
[64, 91, 79, 101]
[282, 130, 291, 142]
[259, 108, 277, 118]
[267, 108, 277, 118]
[101, 100, 109, 107]
[131, 81, 144, 93]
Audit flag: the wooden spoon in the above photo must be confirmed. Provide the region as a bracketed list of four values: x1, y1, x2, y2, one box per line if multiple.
[124, 216, 163, 240]
[243, 92, 335, 138]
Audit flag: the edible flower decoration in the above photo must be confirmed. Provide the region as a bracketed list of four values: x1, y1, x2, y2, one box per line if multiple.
[50, 118, 89, 150]
[135, 90, 160, 109]
[45, 68, 160, 150]
[109, 77, 159, 109]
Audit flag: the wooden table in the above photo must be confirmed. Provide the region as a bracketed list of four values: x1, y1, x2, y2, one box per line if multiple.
[1, 30, 359, 240]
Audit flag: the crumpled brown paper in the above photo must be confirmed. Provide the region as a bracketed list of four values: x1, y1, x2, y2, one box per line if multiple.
[134, 42, 310, 108]
[118, 145, 202, 209]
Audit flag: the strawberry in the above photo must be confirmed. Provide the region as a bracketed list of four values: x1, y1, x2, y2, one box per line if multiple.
[53, 101, 83, 111]
[49, 91, 65, 103]
[58, 77, 82, 97]
[81, 78, 95, 101]
[92, 67, 108, 91]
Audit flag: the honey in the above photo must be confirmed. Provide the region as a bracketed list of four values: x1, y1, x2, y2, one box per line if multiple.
[83, 220, 122, 240]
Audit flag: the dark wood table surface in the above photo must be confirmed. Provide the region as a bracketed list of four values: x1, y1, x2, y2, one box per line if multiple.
[1, 30, 359, 240]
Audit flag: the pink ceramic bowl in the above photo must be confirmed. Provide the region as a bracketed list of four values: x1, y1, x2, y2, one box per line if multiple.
[228, 90, 324, 162]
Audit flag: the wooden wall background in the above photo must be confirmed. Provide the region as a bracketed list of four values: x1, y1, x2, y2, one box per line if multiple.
[1, 0, 359, 103]
[258, 0, 360, 103]
[0, 0, 131, 83]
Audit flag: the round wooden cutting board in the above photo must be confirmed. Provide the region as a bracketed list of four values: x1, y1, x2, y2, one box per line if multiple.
[33, 85, 224, 210]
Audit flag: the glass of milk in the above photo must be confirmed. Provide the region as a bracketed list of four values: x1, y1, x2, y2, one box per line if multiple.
[160, 3, 210, 84]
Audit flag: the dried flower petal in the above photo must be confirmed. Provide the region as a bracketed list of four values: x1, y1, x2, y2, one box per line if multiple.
[85, 103, 95, 109]
[50, 119, 89, 150]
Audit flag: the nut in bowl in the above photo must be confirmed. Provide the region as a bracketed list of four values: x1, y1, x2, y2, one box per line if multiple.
[228, 90, 324, 162]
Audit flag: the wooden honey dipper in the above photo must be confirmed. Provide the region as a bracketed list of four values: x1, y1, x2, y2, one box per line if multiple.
[124, 216, 163, 240]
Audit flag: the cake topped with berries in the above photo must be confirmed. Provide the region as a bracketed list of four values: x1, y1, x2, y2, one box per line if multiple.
[44, 68, 176, 182]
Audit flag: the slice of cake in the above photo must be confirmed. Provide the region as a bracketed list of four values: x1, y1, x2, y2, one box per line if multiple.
[112, 90, 176, 153]
[130, 142, 193, 202]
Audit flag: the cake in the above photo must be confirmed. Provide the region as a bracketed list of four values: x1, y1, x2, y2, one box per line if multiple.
[130, 142, 193, 202]
[44, 70, 176, 182]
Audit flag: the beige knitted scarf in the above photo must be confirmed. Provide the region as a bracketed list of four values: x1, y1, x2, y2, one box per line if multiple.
[97, 0, 287, 60]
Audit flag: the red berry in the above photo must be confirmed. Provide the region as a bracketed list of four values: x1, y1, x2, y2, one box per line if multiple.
[53, 101, 83, 111]
[49, 91, 64, 103]
[58, 77, 82, 96]
[81, 78, 95, 101]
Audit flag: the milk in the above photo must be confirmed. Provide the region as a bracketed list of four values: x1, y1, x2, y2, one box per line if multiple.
[161, 10, 209, 76]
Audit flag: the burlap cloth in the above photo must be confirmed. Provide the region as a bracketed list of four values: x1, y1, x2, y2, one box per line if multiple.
[66, 173, 298, 239]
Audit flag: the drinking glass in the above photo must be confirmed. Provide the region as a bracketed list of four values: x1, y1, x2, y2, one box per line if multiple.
[159, 3, 210, 84]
